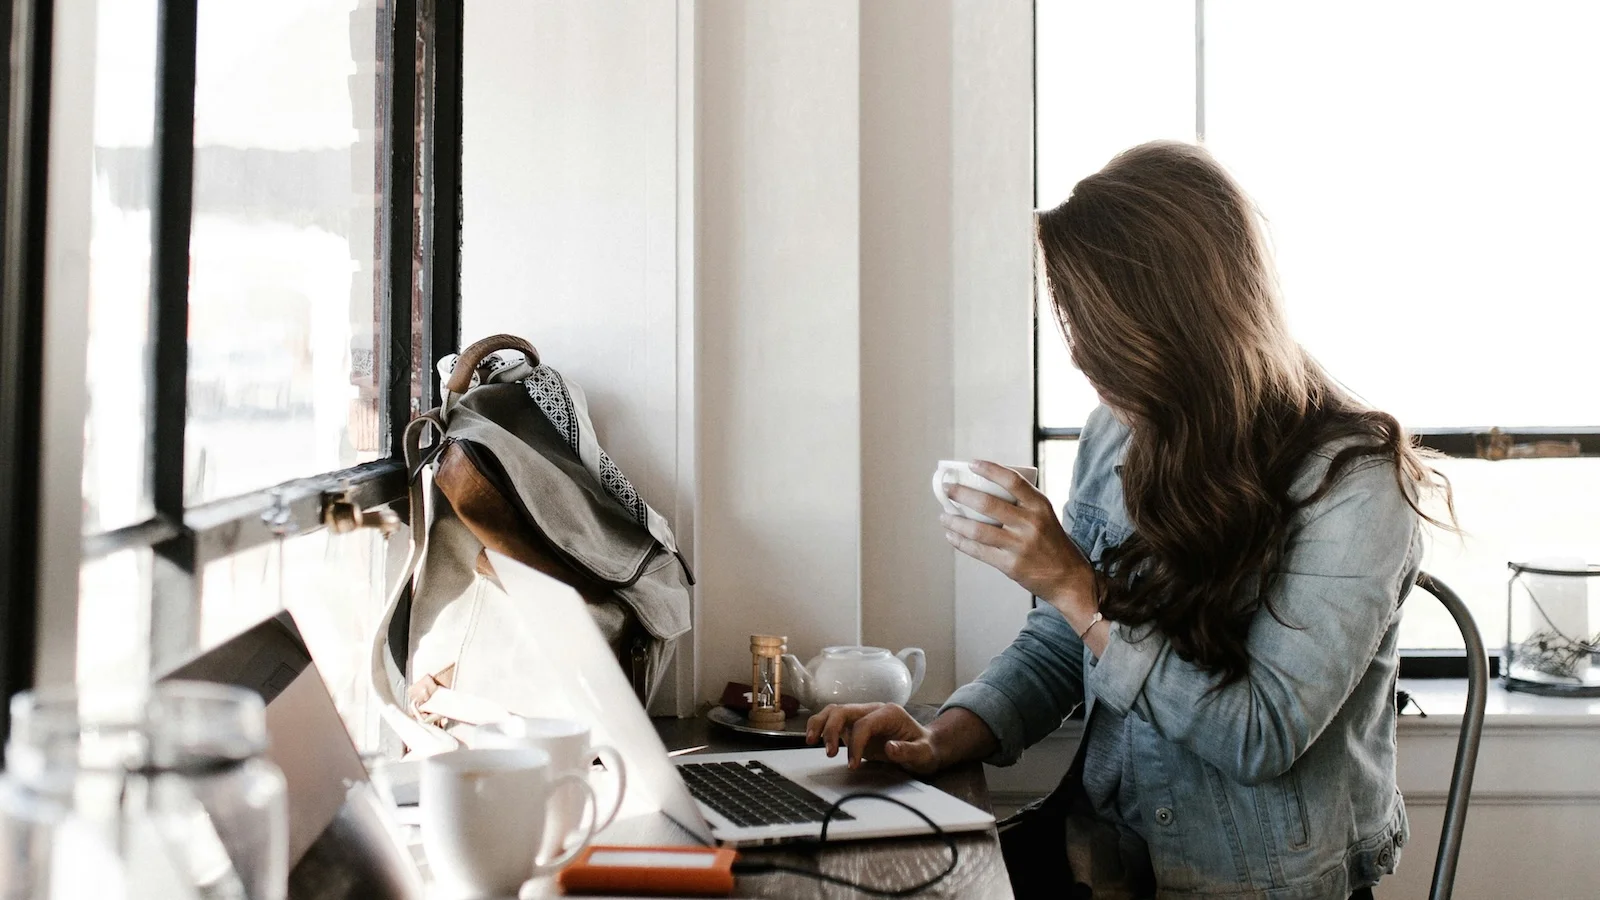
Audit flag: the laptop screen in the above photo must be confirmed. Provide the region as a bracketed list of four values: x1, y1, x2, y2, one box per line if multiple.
[161, 611, 423, 900]
[481, 550, 716, 845]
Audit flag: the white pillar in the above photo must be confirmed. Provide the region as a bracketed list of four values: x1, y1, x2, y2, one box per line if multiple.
[695, 0, 1035, 700]
[858, 0, 957, 699]
[950, 0, 1036, 685]
[695, 0, 866, 697]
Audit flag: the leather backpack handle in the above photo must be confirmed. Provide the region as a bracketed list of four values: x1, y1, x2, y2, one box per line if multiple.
[444, 334, 540, 394]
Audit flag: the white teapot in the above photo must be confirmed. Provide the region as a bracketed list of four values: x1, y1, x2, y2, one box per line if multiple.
[780, 646, 926, 710]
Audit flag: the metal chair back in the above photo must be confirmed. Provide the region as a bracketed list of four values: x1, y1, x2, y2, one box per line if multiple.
[1410, 572, 1487, 900]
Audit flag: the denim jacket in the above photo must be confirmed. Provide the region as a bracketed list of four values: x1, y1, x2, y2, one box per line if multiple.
[945, 406, 1421, 898]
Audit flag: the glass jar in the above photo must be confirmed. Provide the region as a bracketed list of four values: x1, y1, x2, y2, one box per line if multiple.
[2, 681, 288, 899]
[0, 768, 70, 898]
[1504, 560, 1600, 697]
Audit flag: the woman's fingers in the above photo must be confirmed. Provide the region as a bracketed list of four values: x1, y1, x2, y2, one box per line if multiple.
[805, 708, 828, 742]
[940, 510, 1011, 546]
[843, 705, 927, 769]
[806, 701, 934, 771]
[808, 705, 937, 775]
[943, 528, 1013, 571]
[844, 714, 879, 768]
[943, 463, 1092, 601]
[805, 706, 840, 753]
[811, 706, 850, 755]
[943, 483, 1024, 527]
[969, 460, 1050, 513]
[844, 706, 898, 768]
[806, 703, 883, 757]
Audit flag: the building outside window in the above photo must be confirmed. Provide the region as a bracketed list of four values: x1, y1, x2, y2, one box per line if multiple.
[62, 0, 460, 752]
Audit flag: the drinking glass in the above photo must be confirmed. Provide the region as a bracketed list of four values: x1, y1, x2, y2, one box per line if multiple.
[2, 681, 288, 899]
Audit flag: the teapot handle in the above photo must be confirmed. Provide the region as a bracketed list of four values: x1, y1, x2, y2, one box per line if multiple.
[896, 648, 926, 698]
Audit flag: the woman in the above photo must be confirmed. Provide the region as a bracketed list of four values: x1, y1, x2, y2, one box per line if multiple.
[806, 141, 1451, 899]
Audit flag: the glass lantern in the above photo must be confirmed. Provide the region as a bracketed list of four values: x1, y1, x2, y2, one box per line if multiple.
[1504, 560, 1600, 697]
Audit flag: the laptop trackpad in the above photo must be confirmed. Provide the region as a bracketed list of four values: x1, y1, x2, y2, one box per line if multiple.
[804, 766, 930, 799]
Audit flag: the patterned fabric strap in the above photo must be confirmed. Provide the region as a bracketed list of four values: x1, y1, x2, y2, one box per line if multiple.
[523, 365, 649, 528]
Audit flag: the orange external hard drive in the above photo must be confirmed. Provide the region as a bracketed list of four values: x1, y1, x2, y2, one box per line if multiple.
[556, 845, 737, 897]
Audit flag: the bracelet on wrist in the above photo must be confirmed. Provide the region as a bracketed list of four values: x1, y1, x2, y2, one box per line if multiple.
[1076, 611, 1104, 640]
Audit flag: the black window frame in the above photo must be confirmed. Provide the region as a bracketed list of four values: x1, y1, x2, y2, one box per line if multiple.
[0, 0, 465, 749]
[1029, 0, 1600, 680]
[0, 0, 55, 756]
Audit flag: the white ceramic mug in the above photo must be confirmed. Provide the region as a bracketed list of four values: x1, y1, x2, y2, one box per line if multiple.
[932, 460, 1040, 525]
[421, 747, 598, 898]
[469, 716, 628, 855]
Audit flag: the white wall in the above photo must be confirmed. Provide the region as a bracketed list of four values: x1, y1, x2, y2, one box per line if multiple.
[461, 0, 680, 515]
[694, 0, 867, 699]
[460, 0, 691, 710]
[858, 0, 956, 695]
[947, 0, 1037, 685]
[463, 0, 1037, 708]
[694, 0, 1036, 702]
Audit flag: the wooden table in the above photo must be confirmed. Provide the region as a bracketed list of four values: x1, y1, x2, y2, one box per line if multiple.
[635, 708, 1015, 899]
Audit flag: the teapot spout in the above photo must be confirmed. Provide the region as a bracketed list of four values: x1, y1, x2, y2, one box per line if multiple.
[780, 653, 813, 710]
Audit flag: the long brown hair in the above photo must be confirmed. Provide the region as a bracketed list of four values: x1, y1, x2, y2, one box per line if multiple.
[1037, 141, 1453, 683]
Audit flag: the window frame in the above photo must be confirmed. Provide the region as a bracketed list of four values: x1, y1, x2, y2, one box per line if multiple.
[0, 0, 55, 754]
[1030, 0, 1600, 680]
[63, 0, 464, 678]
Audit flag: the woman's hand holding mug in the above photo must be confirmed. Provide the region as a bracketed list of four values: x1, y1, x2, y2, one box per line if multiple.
[938, 460, 1104, 648]
[938, 461, 1091, 594]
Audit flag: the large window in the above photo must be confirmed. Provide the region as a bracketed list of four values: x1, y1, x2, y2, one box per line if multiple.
[62, 0, 463, 750]
[1035, 1, 1600, 656]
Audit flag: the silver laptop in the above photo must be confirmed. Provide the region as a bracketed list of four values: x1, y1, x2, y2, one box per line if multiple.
[161, 611, 425, 900]
[485, 549, 996, 848]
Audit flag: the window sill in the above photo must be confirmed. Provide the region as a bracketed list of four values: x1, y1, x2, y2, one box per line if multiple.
[1397, 678, 1600, 732]
[978, 677, 1600, 754]
[982, 681, 1600, 812]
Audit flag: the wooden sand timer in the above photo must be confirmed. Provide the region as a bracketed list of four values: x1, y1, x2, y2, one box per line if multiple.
[749, 635, 788, 727]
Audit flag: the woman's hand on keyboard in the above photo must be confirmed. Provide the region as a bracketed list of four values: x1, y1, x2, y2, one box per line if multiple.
[805, 703, 941, 775]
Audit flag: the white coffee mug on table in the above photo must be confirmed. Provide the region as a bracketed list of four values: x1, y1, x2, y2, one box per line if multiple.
[932, 460, 1040, 525]
[421, 746, 598, 899]
[469, 716, 627, 855]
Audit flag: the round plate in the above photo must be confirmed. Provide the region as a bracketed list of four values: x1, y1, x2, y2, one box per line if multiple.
[706, 705, 813, 741]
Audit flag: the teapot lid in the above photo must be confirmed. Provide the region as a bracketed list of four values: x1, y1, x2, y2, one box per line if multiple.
[821, 645, 890, 658]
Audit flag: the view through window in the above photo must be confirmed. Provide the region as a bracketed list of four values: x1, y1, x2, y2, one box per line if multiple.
[78, 0, 413, 750]
[1035, 0, 1600, 650]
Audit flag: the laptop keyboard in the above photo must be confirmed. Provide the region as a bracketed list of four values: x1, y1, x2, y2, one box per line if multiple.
[678, 760, 855, 828]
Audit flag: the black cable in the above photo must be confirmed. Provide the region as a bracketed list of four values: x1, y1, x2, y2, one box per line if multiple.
[730, 792, 960, 898]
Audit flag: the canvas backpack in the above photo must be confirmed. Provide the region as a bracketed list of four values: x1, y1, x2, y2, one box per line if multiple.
[369, 334, 692, 752]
